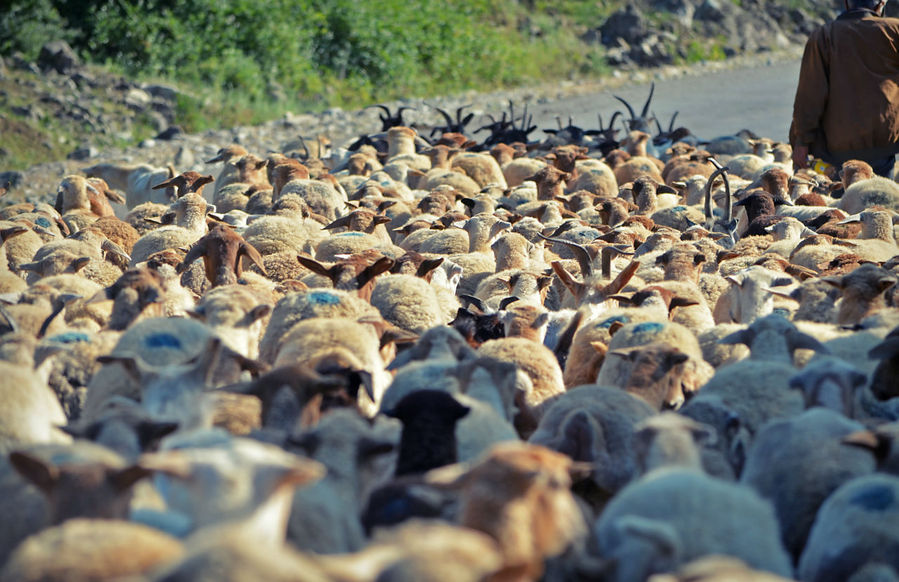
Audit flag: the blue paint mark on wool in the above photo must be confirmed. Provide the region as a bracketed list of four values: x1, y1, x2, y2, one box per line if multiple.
[308, 291, 341, 305]
[850, 485, 895, 511]
[144, 333, 182, 349]
[672, 206, 687, 212]
[632, 322, 665, 335]
[35, 217, 52, 228]
[48, 332, 90, 344]
[338, 232, 365, 237]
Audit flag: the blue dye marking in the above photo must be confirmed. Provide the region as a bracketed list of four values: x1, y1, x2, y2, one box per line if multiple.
[597, 315, 629, 329]
[772, 308, 792, 318]
[850, 485, 895, 511]
[48, 332, 90, 344]
[633, 322, 665, 335]
[35, 217, 52, 228]
[672, 206, 687, 212]
[144, 334, 182, 349]
[308, 291, 341, 305]
[338, 232, 365, 237]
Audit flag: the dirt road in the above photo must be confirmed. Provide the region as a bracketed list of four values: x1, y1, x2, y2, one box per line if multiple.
[524, 58, 802, 144]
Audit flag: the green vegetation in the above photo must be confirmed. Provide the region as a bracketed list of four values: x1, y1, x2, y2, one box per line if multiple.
[0, 0, 817, 170]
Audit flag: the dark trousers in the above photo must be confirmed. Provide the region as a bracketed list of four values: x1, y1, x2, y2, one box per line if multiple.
[869, 155, 896, 178]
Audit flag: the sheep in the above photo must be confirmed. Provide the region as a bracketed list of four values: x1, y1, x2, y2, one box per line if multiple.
[739, 408, 876, 561]
[0, 518, 184, 582]
[839, 209, 899, 263]
[138, 429, 325, 537]
[822, 263, 898, 326]
[568, 161, 618, 197]
[89, 215, 141, 254]
[477, 337, 565, 427]
[177, 223, 267, 287]
[529, 384, 655, 502]
[426, 441, 589, 581]
[631, 413, 715, 476]
[798, 474, 899, 582]
[257, 289, 380, 365]
[82, 162, 176, 209]
[151, 170, 215, 200]
[124, 201, 170, 235]
[370, 273, 457, 333]
[298, 253, 395, 302]
[450, 151, 508, 190]
[870, 326, 899, 401]
[686, 315, 826, 438]
[283, 409, 396, 554]
[0, 361, 70, 453]
[312, 520, 503, 582]
[594, 469, 793, 582]
[380, 358, 520, 464]
[595, 320, 706, 393]
[605, 342, 704, 411]
[382, 389, 470, 477]
[838, 159, 899, 214]
[189, 284, 272, 360]
[272, 317, 391, 416]
[96, 336, 230, 431]
[788, 356, 872, 419]
[130, 193, 210, 265]
[0, 440, 156, 565]
[80, 317, 251, 422]
[712, 265, 795, 324]
[646, 556, 795, 582]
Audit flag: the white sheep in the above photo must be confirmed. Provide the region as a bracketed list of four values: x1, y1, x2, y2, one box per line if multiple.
[595, 469, 793, 582]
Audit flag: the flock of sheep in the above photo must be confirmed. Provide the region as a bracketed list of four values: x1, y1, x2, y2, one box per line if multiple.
[1, 88, 899, 582]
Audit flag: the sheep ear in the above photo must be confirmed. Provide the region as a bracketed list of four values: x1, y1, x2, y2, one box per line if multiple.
[719, 328, 753, 346]
[108, 465, 155, 492]
[137, 451, 194, 480]
[323, 215, 353, 230]
[551, 261, 585, 301]
[496, 296, 520, 312]
[614, 515, 681, 561]
[725, 274, 744, 288]
[96, 354, 145, 382]
[532, 312, 551, 330]
[669, 296, 699, 309]
[842, 430, 890, 461]
[424, 461, 471, 489]
[560, 410, 599, 464]
[786, 329, 830, 353]
[357, 436, 395, 459]
[136, 420, 180, 448]
[657, 184, 678, 195]
[245, 304, 272, 325]
[590, 341, 609, 356]
[608, 321, 626, 337]
[869, 337, 899, 360]
[296, 255, 332, 278]
[821, 276, 844, 289]
[415, 257, 444, 279]
[355, 257, 395, 289]
[9, 452, 59, 493]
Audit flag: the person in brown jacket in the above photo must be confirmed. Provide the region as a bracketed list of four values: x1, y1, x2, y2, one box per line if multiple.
[790, 0, 899, 177]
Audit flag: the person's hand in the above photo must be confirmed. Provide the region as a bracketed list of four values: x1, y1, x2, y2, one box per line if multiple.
[792, 144, 810, 171]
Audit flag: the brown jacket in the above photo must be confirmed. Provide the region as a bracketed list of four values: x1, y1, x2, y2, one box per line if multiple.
[790, 9, 899, 164]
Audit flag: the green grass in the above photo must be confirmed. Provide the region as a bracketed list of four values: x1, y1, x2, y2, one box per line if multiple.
[0, 0, 811, 170]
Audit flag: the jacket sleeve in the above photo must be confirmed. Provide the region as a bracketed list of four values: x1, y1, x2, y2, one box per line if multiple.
[791, 29, 831, 148]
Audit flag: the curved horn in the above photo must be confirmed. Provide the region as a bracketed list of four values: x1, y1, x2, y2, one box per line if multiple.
[613, 95, 637, 121]
[435, 106, 455, 127]
[538, 233, 593, 278]
[640, 82, 655, 119]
